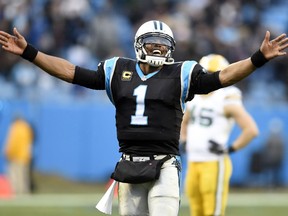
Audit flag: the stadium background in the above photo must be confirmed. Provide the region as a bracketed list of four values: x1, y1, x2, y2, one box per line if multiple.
[0, 0, 288, 188]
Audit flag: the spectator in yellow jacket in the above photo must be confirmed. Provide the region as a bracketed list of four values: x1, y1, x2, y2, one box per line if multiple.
[3, 115, 34, 194]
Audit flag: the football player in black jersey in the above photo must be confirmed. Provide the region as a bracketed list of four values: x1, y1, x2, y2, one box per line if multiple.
[0, 20, 288, 216]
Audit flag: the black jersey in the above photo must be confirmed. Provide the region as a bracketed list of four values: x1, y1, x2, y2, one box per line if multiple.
[73, 57, 222, 155]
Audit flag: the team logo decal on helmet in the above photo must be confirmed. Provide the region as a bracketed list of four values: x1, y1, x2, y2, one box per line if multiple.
[134, 20, 176, 67]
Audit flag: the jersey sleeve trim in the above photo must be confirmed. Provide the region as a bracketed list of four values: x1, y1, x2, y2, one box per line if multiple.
[104, 57, 119, 105]
[180, 60, 197, 112]
[223, 86, 243, 106]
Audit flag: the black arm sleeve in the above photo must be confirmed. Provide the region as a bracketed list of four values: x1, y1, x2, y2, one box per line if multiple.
[188, 64, 223, 95]
[72, 66, 105, 90]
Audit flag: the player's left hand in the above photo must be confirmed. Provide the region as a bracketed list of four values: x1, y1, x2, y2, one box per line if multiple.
[208, 140, 226, 155]
[260, 31, 288, 60]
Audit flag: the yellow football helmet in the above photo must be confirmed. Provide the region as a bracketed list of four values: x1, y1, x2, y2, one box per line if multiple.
[199, 54, 229, 72]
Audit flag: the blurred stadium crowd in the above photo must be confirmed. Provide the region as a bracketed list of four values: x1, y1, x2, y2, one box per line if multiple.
[0, 0, 288, 103]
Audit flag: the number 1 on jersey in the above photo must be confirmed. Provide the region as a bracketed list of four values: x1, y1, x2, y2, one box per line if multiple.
[131, 85, 148, 125]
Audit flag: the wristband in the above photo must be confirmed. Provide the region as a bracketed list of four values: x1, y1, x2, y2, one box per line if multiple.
[251, 49, 269, 68]
[20, 44, 38, 62]
[228, 146, 236, 154]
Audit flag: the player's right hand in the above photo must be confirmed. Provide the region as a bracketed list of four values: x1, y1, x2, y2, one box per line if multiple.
[0, 27, 27, 55]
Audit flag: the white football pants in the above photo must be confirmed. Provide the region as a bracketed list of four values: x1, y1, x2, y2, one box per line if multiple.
[118, 156, 181, 216]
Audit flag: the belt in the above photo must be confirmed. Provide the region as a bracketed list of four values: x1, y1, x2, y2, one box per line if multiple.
[122, 154, 170, 162]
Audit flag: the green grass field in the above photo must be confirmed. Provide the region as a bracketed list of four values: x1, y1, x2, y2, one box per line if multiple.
[1, 193, 288, 216]
[1, 172, 288, 216]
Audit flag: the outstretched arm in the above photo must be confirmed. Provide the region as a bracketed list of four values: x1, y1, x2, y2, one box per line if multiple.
[219, 31, 288, 87]
[0, 28, 75, 83]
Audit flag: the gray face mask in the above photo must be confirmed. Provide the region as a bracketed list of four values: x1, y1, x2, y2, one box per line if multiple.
[142, 36, 173, 47]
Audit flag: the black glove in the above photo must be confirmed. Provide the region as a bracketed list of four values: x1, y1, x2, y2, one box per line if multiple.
[209, 140, 236, 155]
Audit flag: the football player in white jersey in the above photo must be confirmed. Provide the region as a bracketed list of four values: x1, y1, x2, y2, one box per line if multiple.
[181, 54, 259, 216]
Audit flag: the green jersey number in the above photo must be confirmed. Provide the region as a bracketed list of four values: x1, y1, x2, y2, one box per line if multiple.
[190, 106, 213, 127]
